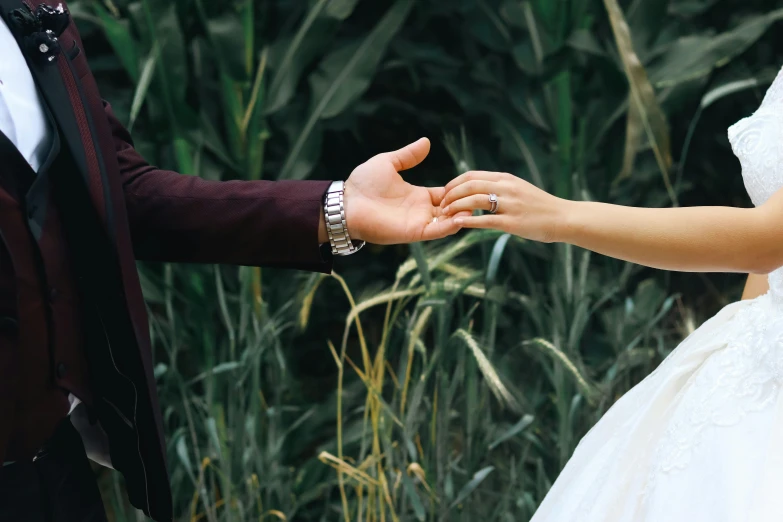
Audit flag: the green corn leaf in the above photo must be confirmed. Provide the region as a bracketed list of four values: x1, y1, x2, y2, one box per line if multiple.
[649, 8, 783, 89]
[278, 109, 324, 181]
[173, 137, 194, 175]
[701, 78, 763, 109]
[677, 76, 773, 188]
[186, 361, 242, 385]
[531, 0, 557, 37]
[523, 337, 601, 405]
[128, 47, 158, 130]
[137, 267, 164, 303]
[175, 434, 195, 483]
[243, 0, 254, 78]
[486, 233, 512, 287]
[604, 0, 673, 204]
[244, 49, 270, 180]
[488, 414, 535, 450]
[410, 243, 432, 290]
[202, 10, 247, 80]
[266, 0, 361, 115]
[401, 471, 427, 521]
[324, 0, 361, 20]
[567, 29, 604, 56]
[195, 112, 240, 173]
[450, 466, 495, 508]
[93, 4, 140, 82]
[205, 417, 222, 461]
[500, 0, 526, 27]
[491, 111, 545, 189]
[553, 70, 572, 198]
[144, 1, 188, 105]
[619, 102, 643, 180]
[310, 2, 412, 118]
[626, 0, 670, 56]
[279, 0, 414, 179]
[669, 0, 720, 16]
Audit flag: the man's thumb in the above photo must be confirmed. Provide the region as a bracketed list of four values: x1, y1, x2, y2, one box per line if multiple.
[384, 138, 430, 172]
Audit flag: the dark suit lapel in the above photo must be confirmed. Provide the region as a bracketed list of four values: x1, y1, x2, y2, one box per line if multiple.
[0, 0, 109, 226]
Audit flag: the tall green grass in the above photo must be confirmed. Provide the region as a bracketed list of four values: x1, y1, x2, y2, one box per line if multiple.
[71, 0, 783, 519]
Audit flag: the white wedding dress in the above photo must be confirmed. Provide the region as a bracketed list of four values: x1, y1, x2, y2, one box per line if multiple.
[531, 71, 783, 522]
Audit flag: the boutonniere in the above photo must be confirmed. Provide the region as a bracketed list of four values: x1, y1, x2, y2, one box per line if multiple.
[9, 3, 70, 64]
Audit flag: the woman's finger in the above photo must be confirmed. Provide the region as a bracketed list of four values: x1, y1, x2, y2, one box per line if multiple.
[441, 179, 498, 208]
[454, 214, 504, 230]
[421, 211, 473, 241]
[427, 186, 446, 206]
[444, 170, 506, 194]
[443, 194, 495, 215]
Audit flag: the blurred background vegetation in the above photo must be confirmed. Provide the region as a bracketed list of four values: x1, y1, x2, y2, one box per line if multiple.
[67, 0, 783, 520]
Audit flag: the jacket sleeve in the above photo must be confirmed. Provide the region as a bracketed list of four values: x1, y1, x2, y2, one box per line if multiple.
[103, 102, 332, 273]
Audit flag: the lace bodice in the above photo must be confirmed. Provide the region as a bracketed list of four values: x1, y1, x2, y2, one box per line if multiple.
[728, 67, 783, 299]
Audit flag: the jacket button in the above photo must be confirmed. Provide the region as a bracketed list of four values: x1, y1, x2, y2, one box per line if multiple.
[49, 288, 59, 302]
[56, 362, 67, 379]
[0, 316, 18, 335]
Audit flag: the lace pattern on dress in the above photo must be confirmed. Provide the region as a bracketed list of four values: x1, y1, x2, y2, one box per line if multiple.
[569, 295, 783, 519]
[639, 294, 783, 512]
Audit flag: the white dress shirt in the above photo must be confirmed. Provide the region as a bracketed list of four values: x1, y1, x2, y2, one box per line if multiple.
[0, 17, 52, 173]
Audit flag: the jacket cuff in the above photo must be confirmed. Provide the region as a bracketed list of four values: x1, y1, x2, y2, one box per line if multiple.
[266, 180, 333, 274]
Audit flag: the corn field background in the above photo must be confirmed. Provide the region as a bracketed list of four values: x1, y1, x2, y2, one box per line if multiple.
[68, 0, 783, 520]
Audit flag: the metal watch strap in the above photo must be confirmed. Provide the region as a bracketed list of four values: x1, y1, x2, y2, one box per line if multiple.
[324, 180, 365, 256]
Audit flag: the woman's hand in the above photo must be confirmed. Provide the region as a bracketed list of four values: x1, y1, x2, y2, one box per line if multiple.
[440, 171, 569, 243]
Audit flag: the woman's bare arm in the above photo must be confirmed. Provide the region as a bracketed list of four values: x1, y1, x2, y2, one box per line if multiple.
[741, 274, 769, 300]
[441, 172, 783, 275]
[557, 201, 776, 274]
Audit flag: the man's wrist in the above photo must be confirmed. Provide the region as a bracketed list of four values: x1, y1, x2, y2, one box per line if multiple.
[321, 180, 365, 255]
[342, 181, 361, 242]
[318, 209, 329, 244]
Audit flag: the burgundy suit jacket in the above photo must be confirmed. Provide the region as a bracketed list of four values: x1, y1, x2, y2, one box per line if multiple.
[0, 1, 332, 520]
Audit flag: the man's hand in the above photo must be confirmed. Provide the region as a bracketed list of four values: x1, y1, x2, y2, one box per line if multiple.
[319, 138, 469, 245]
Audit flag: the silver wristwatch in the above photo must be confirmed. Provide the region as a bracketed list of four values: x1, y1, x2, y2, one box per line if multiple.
[324, 180, 365, 256]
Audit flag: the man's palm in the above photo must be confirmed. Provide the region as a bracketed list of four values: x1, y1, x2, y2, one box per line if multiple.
[345, 139, 465, 244]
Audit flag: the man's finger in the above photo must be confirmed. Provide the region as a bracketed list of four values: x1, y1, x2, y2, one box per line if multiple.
[385, 138, 431, 172]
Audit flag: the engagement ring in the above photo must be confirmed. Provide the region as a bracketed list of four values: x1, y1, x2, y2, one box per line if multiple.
[488, 193, 498, 214]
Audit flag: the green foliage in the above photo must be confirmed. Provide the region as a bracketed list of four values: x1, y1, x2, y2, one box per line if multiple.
[70, 0, 783, 520]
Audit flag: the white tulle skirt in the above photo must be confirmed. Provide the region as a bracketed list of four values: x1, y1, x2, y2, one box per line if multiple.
[532, 292, 783, 521]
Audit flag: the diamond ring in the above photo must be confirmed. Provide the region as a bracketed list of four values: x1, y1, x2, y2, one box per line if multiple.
[488, 193, 499, 214]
